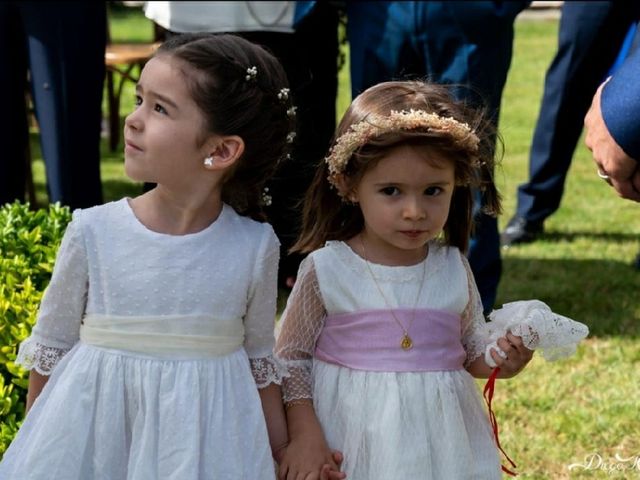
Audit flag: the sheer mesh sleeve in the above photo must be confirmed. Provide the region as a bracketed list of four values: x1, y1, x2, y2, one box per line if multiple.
[459, 253, 490, 367]
[274, 256, 327, 403]
[16, 213, 88, 375]
[244, 226, 286, 389]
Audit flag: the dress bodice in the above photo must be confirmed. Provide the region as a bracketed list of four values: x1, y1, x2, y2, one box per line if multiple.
[19, 198, 282, 380]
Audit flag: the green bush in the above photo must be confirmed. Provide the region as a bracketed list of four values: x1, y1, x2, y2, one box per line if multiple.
[0, 202, 71, 456]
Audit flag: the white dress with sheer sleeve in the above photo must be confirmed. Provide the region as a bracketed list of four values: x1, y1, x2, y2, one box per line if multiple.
[275, 240, 503, 480]
[0, 198, 282, 480]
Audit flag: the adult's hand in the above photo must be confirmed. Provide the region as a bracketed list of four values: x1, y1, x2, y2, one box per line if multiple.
[584, 81, 640, 202]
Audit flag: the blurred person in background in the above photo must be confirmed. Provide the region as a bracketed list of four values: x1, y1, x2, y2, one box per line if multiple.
[584, 37, 640, 269]
[501, 1, 639, 247]
[0, 1, 106, 209]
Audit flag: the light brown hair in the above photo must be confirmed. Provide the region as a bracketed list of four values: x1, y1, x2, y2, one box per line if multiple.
[292, 80, 502, 253]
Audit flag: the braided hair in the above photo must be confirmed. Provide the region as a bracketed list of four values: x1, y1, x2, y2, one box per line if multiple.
[156, 33, 294, 220]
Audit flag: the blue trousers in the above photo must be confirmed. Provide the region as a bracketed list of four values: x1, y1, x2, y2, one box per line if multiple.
[515, 1, 639, 223]
[347, 1, 528, 312]
[0, 1, 106, 209]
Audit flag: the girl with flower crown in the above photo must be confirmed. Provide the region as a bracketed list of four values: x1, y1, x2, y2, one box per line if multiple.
[274, 80, 589, 479]
[0, 33, 335, 479]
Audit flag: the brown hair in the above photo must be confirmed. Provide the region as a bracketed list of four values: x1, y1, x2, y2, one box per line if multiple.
[292, 80, 502, 253]
[156, 33, 293, 220]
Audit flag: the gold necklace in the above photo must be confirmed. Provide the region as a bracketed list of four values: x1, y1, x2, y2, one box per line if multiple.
[359, 236, 427, 351]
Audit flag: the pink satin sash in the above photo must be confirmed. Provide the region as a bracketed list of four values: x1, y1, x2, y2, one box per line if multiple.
[315, 308, 466, 372]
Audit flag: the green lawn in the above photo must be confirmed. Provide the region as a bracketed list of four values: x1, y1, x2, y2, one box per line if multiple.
[27, 7, 640, 478]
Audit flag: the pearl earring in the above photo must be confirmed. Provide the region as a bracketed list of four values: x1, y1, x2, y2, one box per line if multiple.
[204, 155, 214, 167]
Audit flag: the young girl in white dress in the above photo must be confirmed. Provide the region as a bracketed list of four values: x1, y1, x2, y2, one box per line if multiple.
[274, 81, 589, 479]
[0, 33, 295, 479]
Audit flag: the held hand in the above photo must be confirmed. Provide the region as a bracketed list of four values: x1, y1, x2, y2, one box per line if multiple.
[319, 465, 346, 480]
[294, 451, 346, 480]
[584, 80, 640, 202]
[489, 332, 533, 377]
[319, 451, 346, 480]
[273, 442, 289, 466]
[277, 434, 343, 480]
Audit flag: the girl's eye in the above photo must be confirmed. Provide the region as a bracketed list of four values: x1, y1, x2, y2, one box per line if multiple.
[154, 103, 168, 115]
[134, 95, 142, 107]
[424, 186, 442, 196]
[380, 186, 400, 196]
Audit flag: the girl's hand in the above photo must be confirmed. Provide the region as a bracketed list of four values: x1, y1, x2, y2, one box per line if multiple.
[273, 442, 289, 466]
[320, 451, 346, 480]
[490, 332, 533, 377]
[277, 434, 345, 480]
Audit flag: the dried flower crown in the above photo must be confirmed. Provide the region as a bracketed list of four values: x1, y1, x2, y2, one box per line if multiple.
[325, 109, 480, 188]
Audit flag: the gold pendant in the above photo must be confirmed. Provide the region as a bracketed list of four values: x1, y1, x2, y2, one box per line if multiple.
[400, 333, 413, 350]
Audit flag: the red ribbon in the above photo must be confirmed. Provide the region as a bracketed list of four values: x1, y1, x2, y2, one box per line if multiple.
[483, 367, 518, 477]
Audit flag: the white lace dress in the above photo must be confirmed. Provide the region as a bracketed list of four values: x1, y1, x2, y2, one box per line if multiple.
[0, 198, 283, 480]
[275, 240, 502, 480]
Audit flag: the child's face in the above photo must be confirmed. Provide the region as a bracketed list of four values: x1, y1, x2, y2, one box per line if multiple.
[123, 56, 213, 188]
[351, 144, 455, 265]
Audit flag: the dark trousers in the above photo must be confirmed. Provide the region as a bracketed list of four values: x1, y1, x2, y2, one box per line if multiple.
[347, 1, 528, 312]
[516, 1, 639, 223]
[0, 1, 106, 210]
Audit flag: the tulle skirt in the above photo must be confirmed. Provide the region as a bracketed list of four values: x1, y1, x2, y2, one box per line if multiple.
[313, 360, 502, 480]
[0, 343, 275, 480]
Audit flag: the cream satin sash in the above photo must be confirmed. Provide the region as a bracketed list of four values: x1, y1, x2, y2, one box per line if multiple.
[80, 314, 244, 358]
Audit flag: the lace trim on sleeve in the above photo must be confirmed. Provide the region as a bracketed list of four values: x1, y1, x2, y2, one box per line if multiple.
[459, 253, 489, 367]
[274, 256, 327, 403]
[15, 337, 71, 375]
[249, 354, 289, 389]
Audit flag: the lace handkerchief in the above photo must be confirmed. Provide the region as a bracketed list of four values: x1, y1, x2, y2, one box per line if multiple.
[484, 300, 589, 368]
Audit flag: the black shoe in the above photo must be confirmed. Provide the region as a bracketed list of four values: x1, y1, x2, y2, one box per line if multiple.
[500, 216, 543, 247]
[634, 251, 640, 270]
